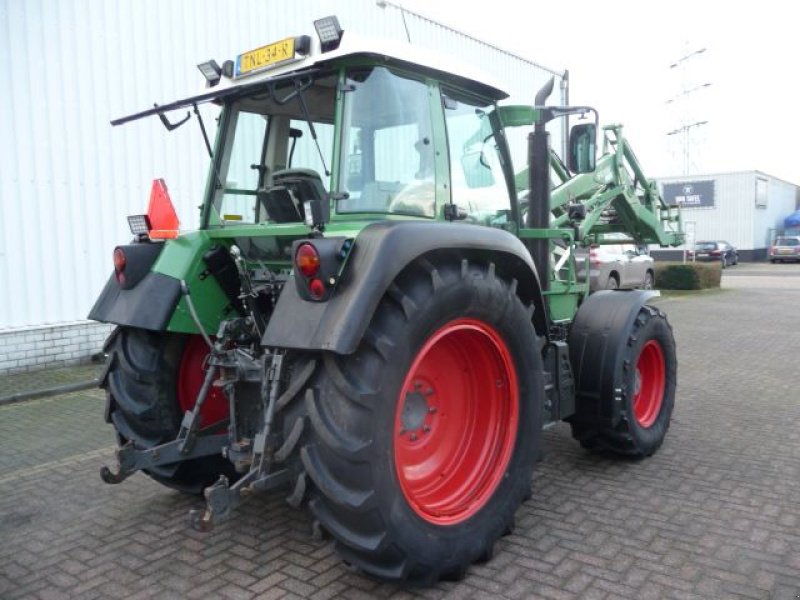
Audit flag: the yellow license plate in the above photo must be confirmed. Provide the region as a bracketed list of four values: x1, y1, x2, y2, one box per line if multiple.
[236, 38, 296, 77]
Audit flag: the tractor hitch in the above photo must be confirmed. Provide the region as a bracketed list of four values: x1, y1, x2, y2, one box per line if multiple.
[189, 467, 292, 532]
[100, 434, 230, 485]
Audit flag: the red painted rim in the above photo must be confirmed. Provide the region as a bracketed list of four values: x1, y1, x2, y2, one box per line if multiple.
[393, 318, 519, 525]
[177, 335, 229, 428]
[633, 340, 666, 428]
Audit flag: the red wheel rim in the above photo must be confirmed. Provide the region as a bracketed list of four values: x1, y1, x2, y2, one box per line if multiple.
[177, 335, 229, 428]
[633, 340, 666, 428]
[393, 318, 519, 525]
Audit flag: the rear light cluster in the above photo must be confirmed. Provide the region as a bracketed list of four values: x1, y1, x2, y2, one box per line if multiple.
[111, 242, 163, 289]
[293, 238, 354, 302]
[589, 245, 601, 266]
[295, 243, 326, 300]
[113, 247, 127, 285]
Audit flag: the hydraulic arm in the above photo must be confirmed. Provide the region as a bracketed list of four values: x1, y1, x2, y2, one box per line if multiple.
[549, 124, 683, 247]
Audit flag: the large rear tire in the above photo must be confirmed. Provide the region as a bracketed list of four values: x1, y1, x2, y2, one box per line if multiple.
[293, 257, 543, 584]
[103, 327, 237, 494]
[569, 305, 676, 457]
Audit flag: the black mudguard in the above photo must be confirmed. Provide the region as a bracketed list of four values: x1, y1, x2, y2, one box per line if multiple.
[263, 220, 547, 354]
[567, 289, 659, 426]
[88, 271, 182, 331]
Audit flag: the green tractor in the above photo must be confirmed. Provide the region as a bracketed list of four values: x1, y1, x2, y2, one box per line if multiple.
[92, 16, 683, 585]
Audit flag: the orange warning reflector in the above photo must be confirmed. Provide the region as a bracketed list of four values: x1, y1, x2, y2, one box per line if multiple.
[147, 178, 180, 239]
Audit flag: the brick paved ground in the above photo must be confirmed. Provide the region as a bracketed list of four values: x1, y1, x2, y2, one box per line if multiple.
[0, 363, 104, 399]
[1, 264, 799, 599]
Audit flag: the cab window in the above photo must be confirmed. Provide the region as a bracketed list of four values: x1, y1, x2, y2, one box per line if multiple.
[336, 67, 435, 217]
[442, 93, 511, 226]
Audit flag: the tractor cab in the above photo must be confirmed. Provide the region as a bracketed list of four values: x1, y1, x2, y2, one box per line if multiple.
[115, 17, 522, 234]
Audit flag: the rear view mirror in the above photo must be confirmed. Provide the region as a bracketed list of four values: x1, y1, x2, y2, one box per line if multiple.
[568, 123, 596, 173]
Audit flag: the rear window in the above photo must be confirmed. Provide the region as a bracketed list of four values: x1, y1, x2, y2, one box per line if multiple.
[775, 237, 799, 246]
[695, 242, 717, 250]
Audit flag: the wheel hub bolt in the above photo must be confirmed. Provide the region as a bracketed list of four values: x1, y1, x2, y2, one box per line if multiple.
[410, 433, 418, 441]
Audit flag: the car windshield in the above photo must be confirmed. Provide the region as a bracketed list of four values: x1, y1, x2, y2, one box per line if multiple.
[209, 73, 337, 226]
[775, 237, 799, 246]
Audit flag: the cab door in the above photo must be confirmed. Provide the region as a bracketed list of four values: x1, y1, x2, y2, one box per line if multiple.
[441, 90, 515, 231]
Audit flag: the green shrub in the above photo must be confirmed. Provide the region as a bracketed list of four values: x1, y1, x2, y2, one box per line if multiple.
[654, 262, 721, 290]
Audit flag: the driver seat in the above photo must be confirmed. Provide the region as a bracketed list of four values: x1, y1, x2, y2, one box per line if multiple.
[257, 169, 326, 223]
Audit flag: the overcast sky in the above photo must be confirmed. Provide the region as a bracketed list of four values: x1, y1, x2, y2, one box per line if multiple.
[402, 0, 799, 183]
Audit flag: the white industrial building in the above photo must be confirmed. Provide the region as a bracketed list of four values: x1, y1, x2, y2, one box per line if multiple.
[0, 0, 566, 374]
[653, 171, 800, 261]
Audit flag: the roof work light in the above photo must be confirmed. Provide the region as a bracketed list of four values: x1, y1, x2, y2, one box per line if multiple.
[197, 60, 222, 86]
[314, 16, 344, 52]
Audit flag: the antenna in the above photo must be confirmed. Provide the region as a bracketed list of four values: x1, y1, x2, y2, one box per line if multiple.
[666, 44, 711, 175]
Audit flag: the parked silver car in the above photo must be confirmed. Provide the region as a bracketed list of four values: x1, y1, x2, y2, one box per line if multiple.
[576, 235, 655, 291]
[769, 236, 800, 263]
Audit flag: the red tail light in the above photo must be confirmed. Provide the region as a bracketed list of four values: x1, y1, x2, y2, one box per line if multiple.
[710, 250, 721, 256]
[295, 243, 321, 277]
[308, 278, 326, 299]
[589, 245, 601, 266]
[113, 247, 127, 285]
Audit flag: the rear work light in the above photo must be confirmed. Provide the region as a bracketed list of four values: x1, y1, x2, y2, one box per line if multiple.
[127, 214, 151, 236]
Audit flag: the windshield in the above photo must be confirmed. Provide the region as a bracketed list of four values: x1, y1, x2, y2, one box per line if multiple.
[209, 73, 336, 226]
[336, 67, 436, 218]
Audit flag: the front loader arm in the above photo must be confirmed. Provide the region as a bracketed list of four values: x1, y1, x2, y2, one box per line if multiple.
[551, 125, 684, 247]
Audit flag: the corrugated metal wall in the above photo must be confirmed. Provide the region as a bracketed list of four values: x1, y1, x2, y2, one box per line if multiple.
[0, 0, 564, 330]
[656, 171, 799, 250]
[752, 174, 799, 246]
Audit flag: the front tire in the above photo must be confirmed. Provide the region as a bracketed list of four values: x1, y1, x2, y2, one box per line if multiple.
[569, 305, 676, 457]
[103, 327, 236, 494]
[296, 257, 543, 583]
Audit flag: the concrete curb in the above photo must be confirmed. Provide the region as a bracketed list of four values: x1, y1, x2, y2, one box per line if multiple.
[0, 379, 100, 407]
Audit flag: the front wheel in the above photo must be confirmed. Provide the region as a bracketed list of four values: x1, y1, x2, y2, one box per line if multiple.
[569, 305, 676, 457]
[296, 257, 544, 583]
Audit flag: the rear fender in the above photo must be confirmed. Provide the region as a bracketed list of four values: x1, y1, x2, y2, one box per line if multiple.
[262, 221, 548, 354]
[88, 232, 233, 333]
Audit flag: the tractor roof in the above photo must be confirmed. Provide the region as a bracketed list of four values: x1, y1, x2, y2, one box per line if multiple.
[112, 33, 508, 127]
